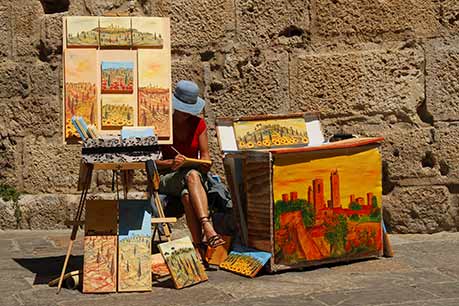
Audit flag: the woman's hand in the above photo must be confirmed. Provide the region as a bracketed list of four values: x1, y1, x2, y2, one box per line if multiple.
[171, 154, 186, 171]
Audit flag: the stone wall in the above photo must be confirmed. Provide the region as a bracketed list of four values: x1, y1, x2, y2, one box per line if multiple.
[0, 0, 458, 233]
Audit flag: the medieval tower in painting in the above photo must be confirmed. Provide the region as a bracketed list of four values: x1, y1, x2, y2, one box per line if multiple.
[313, 179, 325, 213]
[308, 186, 313, 204]
[330, 169, 341, 208]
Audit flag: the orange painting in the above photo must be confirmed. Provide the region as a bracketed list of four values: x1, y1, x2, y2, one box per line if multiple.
[83, 236, 117, 293]
[273, 148, 383, 265]
[64, 49, 97, 142]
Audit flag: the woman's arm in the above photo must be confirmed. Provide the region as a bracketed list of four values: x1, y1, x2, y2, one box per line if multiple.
[156, 156, 186, 171]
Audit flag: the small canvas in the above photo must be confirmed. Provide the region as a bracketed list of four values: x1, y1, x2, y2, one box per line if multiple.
[137, 49, 172, 139]
[64, 49, 98, 142]
[99, 17, 131, 48]
[233, 117, 309, 150]
[101, 61, 134, 94]
[131, 17, 170, 48]
[158, 236, 208, 289]
[101, 95, 135, 129]
[66, 16, 99, 47]
[219, 245, 271, 278]
[118, 200, 152, 292]
[151, 253, 170, 278]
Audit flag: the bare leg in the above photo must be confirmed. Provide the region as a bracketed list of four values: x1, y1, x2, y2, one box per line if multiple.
[186, 171, 225, 247]
[181, 193, 201, 244]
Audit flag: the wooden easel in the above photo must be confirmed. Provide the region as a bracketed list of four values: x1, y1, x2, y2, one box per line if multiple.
[56, 161, 176, 293]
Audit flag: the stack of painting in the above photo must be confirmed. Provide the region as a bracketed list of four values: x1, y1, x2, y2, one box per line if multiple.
[63, 16, 172, 144]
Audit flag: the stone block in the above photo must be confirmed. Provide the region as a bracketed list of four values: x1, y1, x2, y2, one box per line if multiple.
[426, 39, 459, 122]
[0, 61, 30, 98]
[235, 0, 309, 48]
[313, 0, 439, 44]
[289, 48, 424, 122]
[170, 0, 235, 47]
[29, 62, 60, 97]
[171, 55, 204, 91]
[437, 0, 459, 34]
[21, 137, 81, 194]
[432, 123, 459, 179]
[1, 96, 60, 138]
[12, 1, 43, 58]
[0, 199, 17, 229]
[384, 186, 456, 233]
[40, 12, 65, 62]
[207, 49, 289, 118]
[0, 3, 11, 58]
[0, 136, 21, 187]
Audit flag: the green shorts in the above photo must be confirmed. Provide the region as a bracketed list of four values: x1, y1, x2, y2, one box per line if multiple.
[159, 168, 207, 198]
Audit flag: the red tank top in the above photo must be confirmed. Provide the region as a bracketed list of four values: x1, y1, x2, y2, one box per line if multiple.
[162, 117, 206, 159]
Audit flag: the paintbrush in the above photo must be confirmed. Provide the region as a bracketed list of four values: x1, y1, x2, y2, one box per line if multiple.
[171, 146, 182, 156]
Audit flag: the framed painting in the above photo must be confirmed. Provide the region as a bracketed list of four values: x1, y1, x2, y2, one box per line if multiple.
[101, 95, 135, 130]
[131, 17, 170, 49]
[272, 147, 383, 267]
[158, 236, 208, 289]
[64, 49, 98, 143]
[118, 200, 152, 292]
[101, 61, 134, 94]
[99, 17, 131, 48]
[66, 16, 99, 48]
[137, 49, 172, 140]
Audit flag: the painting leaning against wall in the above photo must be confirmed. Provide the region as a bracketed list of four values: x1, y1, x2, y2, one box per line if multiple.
[99, 17, 132, 48]
[101, 95, 135, 130]
[272, 148, 383, 266]
[66, 16, 99, 47]
[101, 61, 134, 94]
[64, 49, 98, 142]
[131, 17, 169, 48]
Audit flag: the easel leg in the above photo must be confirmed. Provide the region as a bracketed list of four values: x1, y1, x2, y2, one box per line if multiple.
[57, 164, 92, 294]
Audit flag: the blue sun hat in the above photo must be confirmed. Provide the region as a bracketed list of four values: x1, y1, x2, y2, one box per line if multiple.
[172, 80, 206, 115]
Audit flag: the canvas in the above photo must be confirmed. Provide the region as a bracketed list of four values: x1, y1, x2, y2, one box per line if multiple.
[64, 49, 98, 142]
[273, 148, 383, 266]
[101, 61, 134, 94]
[83, 200, 118, 293]
[66, 16, 99, 47]
[101, 95, 135, 129]
[118, 200, 152, 292]
[233, 117, 309, 150]
[99, 17, 131, 47]
[219, 245, 271, 278]
[137, 49, 171, 138]
[131, 17, 170, 48]
[158, 236, 208, 289]
[151, 253, 170, 278]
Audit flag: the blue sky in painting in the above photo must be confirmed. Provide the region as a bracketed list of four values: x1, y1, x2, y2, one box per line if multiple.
[230, 244, 272, 264]
[102, 61, 133, 70]
[119, 200, 151, 240]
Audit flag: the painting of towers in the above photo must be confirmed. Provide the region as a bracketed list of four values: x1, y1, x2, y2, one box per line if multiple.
[273, 148, 383, 266]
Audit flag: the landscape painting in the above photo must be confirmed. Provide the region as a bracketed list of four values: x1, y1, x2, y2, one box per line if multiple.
[131, 17, 170, 48]
[220, 245, 271, 278]
[66, 16, 99, 47]
[273, 148, 383, 266]
[99, 17, 131, 47]
[101, 95, 135, 129]
[137, 49, 171, 138]
[64, 49, 97, 142]
[101, 61, 134, 94]
[158, 236, 208, 289]
[233, 117, 309, 150]
[83, 236, 117, 293]
[118, 200, 152, 292]
[151, 253, 170, 278]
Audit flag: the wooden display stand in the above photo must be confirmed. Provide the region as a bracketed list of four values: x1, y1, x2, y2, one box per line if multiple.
[216, 113, 387, 272]
[56, 161, 176, 293]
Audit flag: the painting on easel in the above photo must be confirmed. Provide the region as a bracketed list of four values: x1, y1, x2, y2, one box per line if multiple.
[118, 200, 152, 292]
[137, 49, 171, 138]
[273, 148, 383, 266]
[101, 95, 135, 129]
[158, 236, 208, 289]
[66, 16, 99, 47]
[99, 17, 131, 48]
[131, 17, 170, 48]
[64, 49, 98, 142]
[233, 117, 309, 150]
[101, 61, 134, 94]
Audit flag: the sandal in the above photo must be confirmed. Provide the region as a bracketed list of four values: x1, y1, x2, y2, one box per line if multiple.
[199, 216, 226, 248]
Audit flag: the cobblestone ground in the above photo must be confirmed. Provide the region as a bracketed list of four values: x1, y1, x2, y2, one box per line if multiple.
[0, 230, 458, 306]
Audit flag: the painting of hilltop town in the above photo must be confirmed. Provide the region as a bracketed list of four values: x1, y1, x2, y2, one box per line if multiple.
[101, 61, 134, 93]
[99, 17, 131, 47]
[220, 245, 271, 278]
[118, 200, 152, 292]
[273, 148, 383, 266]
[234, 117, 309, 150]
[66, 16, 99, 47]
[101, 95, 135, 129]
[83, 236, 117, 293]
[132, 17, 170, 48]
[158, 237, 208, 289]
[64, 49, 97, 142]
[138, 49, 171, 138]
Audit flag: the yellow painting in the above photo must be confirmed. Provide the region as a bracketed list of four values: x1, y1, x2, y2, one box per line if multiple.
[99, 17, 131, 47]
[137, 49, 171, 138]
[101, 95, 135, 129]
[131, 17, 170, 48]
[66, 16, 99, 47]
[64, 49, 97, 142]
[273, 148, 383, 265]
[234, 117, 308, 150]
